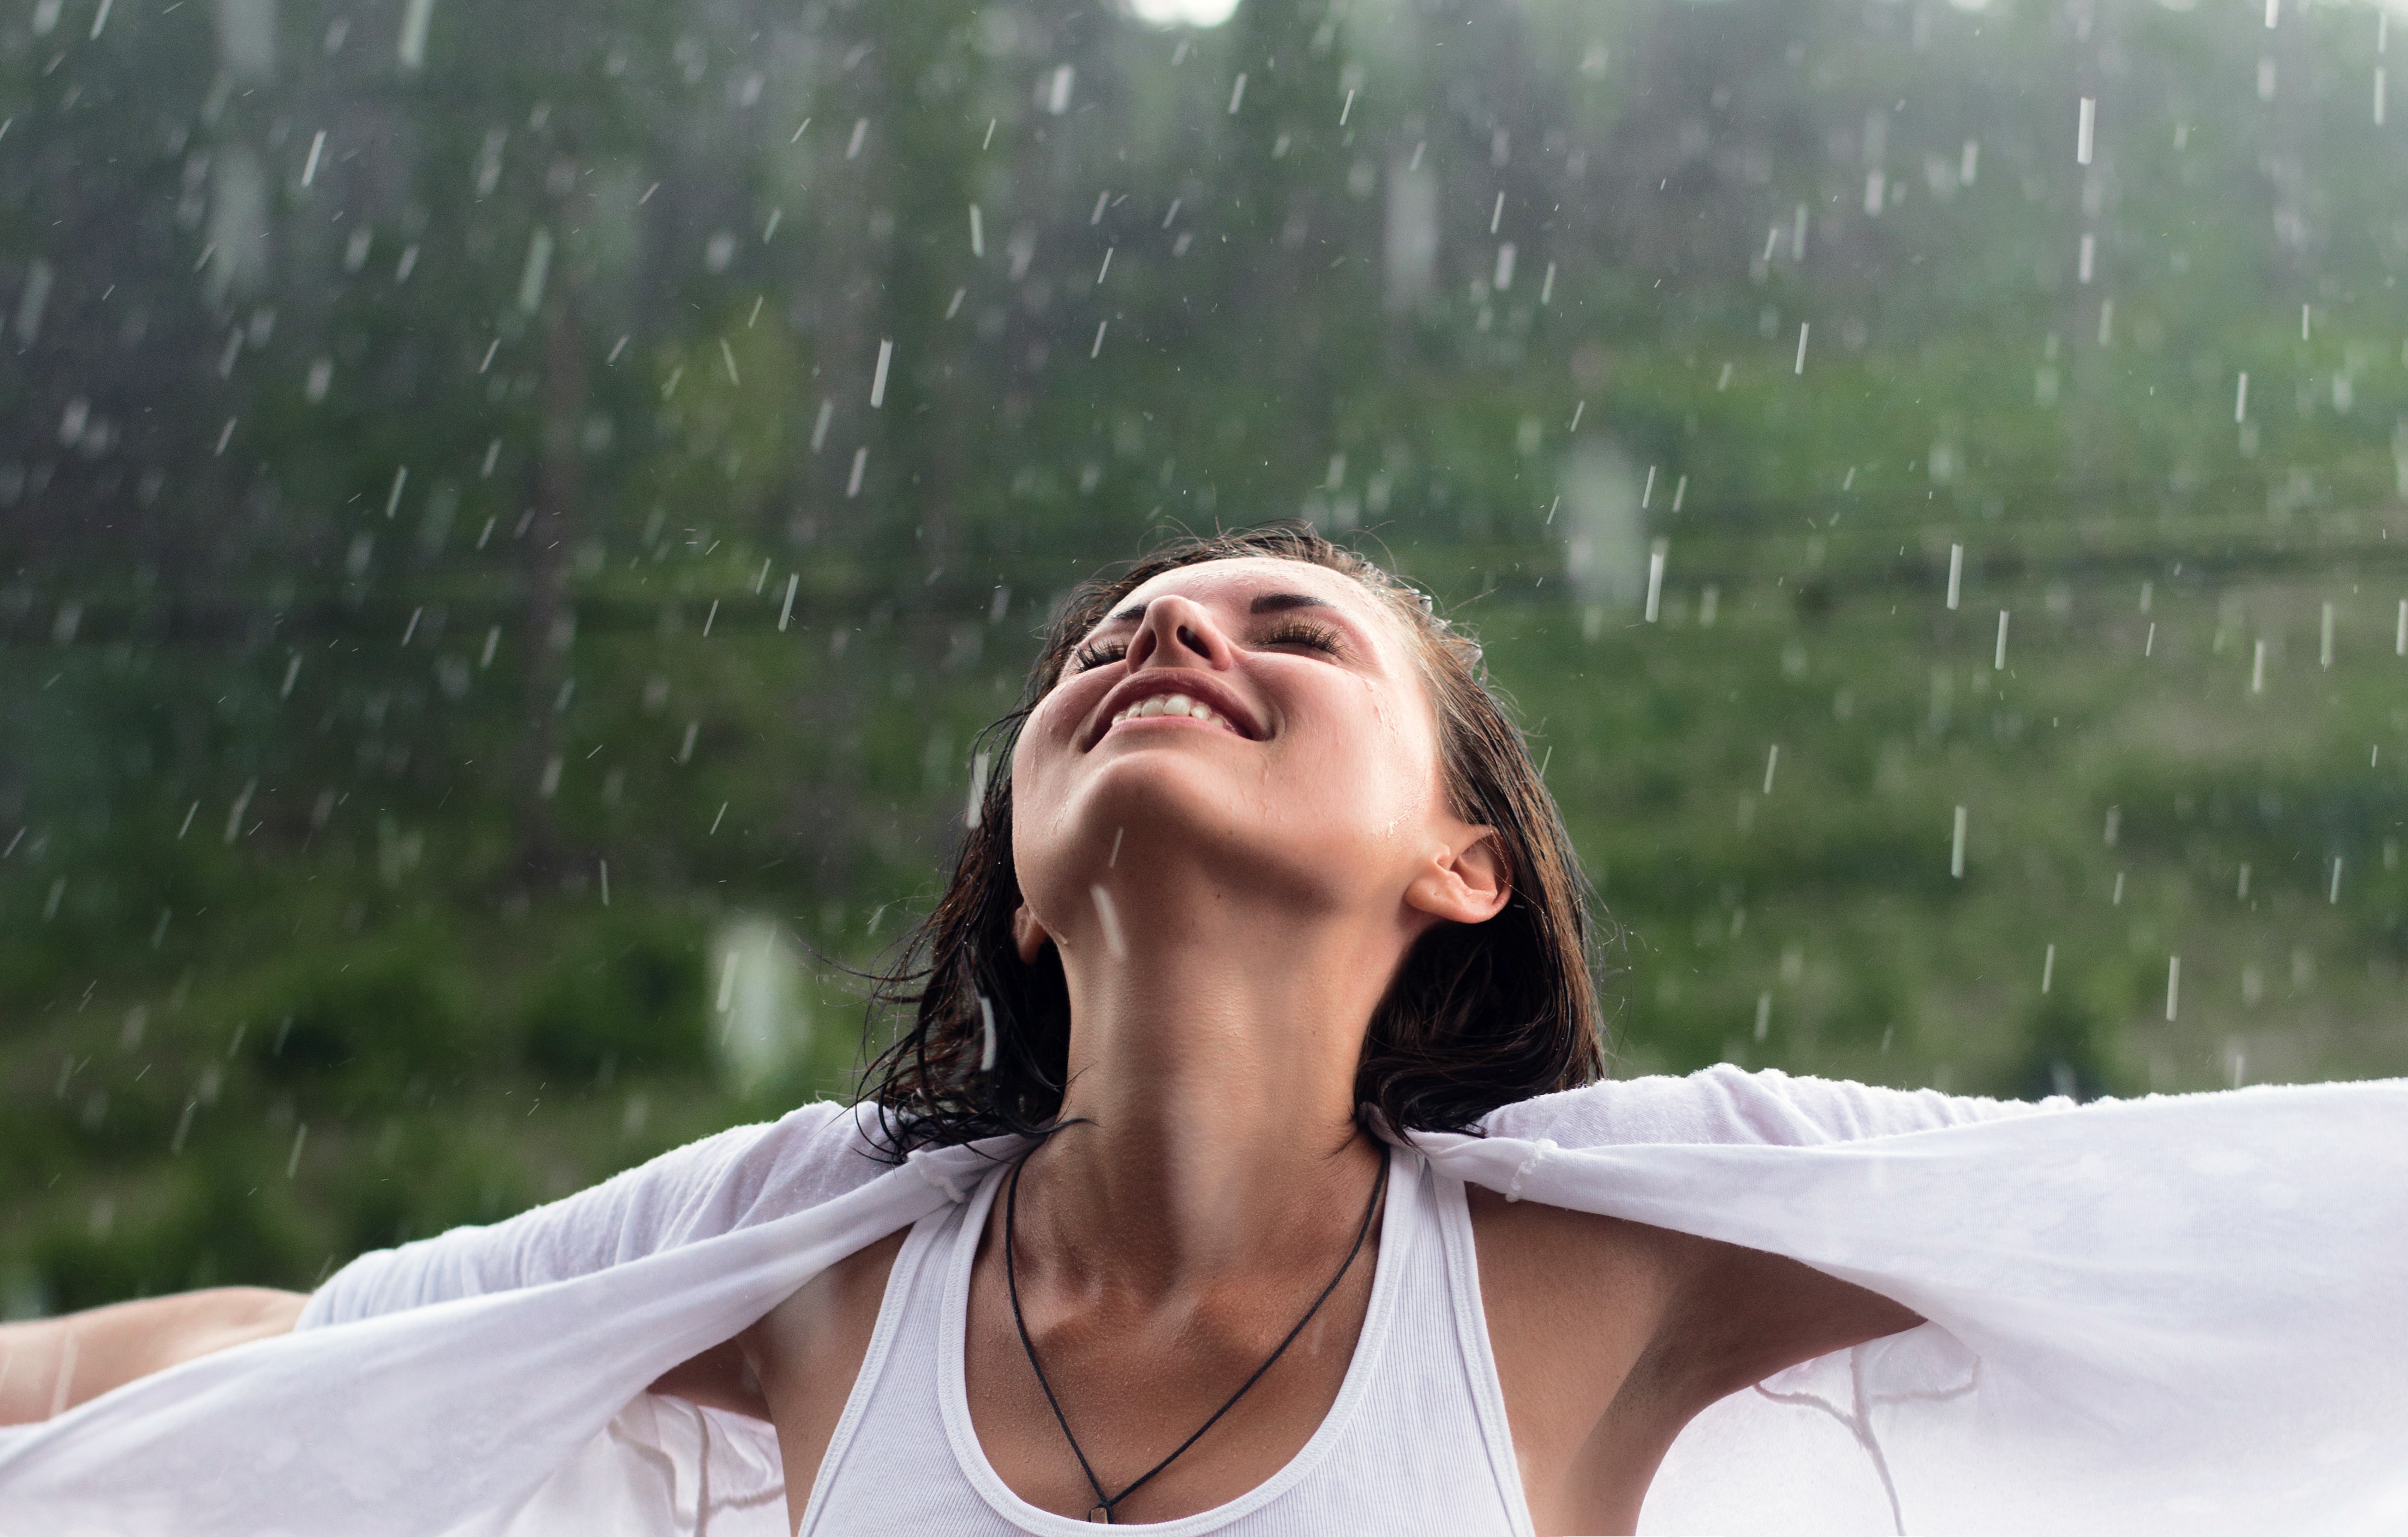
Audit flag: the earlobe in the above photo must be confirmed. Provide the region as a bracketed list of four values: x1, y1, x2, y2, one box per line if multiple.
[1011, 902, 1054, 963]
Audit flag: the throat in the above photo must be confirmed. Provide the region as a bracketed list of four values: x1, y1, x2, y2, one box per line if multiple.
[1008, 1109, 1389, 1297]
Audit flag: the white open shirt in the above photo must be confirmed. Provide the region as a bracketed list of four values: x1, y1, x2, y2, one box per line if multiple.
[4, 1064, 2404, 1535]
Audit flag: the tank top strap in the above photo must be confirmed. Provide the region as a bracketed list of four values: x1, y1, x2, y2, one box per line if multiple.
[1421, 1152, 1541, 1537]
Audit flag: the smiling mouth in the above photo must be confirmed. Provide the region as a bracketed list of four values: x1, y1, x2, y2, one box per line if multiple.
[1107, 693, 1243, 735]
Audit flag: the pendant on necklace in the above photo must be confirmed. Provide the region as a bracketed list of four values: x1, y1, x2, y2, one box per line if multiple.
[1087, 1505, 1112, 1524]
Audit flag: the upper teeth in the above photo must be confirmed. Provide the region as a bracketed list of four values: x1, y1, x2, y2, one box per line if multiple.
[1111, 694, 1226, 730]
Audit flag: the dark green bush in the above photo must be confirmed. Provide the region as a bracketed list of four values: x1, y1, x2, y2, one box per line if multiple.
[32, 1162, 314, 1312]
[521, 914, 709, 1078]
[249, 926, 481, 1088]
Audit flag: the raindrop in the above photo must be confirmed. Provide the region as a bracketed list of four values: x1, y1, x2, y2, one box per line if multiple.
[1091, 884, 1127, 957]
[397, 0, 434, 70]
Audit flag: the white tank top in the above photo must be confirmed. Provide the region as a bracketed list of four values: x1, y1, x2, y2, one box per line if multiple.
[799, 1144, 1535, 1535]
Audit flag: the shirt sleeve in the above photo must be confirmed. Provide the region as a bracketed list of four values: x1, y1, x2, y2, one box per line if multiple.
[297, 1100, 862, 1328]
[1480, 1062, 2077, 1150]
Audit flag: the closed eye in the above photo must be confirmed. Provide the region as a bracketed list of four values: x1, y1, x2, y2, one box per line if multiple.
[1254, 619, 1343, 656]
[1071, 637, 1129, 671]
[1071, 617, 1344, 671]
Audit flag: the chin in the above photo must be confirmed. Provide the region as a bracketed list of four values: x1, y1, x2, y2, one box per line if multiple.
[1027, 755, 1366, 911]
[1068, 749, 1256, 851]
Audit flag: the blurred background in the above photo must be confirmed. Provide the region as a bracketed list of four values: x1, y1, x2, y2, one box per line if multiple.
[5, 0, 2407, 1313]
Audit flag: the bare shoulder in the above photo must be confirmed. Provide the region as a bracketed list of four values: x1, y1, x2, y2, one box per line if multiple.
[1467, 1188, 1922, 1535]
[743, 1226, 909, 1524]
[745, 1224, 909, 1388]
[648, 1228, 907, 1430]
[1465, 1190, 1692, 1467]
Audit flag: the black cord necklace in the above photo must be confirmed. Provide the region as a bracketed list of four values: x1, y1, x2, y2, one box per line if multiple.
[1002, 1143, 1391, 1526]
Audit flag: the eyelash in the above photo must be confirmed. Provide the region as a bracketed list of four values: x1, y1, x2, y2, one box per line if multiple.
[1070, 620, 1343, 671]
[1259, 619, 1343, 656]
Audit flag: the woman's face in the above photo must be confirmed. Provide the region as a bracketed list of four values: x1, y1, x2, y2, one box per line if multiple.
[1009, 557, 1468, 947]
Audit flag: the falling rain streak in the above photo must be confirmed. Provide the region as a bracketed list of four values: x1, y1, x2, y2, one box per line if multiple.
[1091, 885, 1127, 959]
[869, 340, 892, 408]
[10, 0, 2407, 1316]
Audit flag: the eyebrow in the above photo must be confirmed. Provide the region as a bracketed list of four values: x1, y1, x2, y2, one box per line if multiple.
[1249, 592, 1334, 615]
[1106, 590, 1335, 623]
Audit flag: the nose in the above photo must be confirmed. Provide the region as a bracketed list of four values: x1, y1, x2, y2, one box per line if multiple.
[1123, 593, 1234, 671]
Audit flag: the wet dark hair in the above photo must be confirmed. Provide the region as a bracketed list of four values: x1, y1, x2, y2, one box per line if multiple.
[859, 524, 1609, 1155]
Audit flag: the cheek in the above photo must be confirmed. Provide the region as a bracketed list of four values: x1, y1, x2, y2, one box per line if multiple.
[1006, 683, 1111, 851]
[1008, 703, 1074, 823]
[1005, 731, 1066, 915]
[1288, 675, 1445, 840]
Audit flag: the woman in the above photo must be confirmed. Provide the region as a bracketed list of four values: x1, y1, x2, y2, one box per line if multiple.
[3, 526, 2403, 1536]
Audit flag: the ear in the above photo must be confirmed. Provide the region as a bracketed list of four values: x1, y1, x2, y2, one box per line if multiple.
[1402, 827, 1511, 928]
[1011, 901, 1054, 964]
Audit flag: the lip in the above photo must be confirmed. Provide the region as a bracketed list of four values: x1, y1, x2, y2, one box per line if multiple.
[1086, 671, 1264, 748]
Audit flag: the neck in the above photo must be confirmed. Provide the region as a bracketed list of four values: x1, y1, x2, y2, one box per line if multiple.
[1020, 875, 1411, 1295]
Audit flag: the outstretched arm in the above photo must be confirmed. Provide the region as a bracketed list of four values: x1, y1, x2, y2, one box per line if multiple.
[0, 1287, 305, 1426]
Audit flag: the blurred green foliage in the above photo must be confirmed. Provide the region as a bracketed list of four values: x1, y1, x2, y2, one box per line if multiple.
[3, 0, 2407, 1311]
